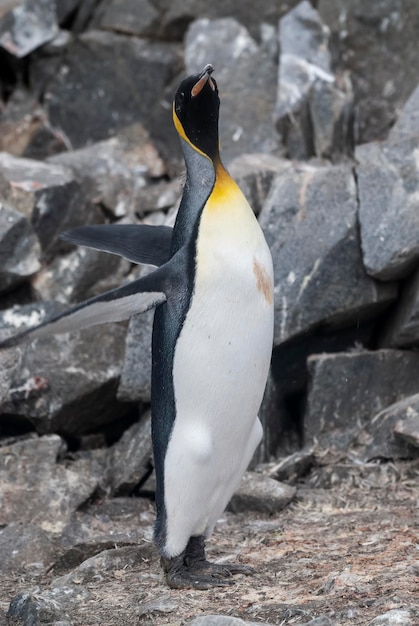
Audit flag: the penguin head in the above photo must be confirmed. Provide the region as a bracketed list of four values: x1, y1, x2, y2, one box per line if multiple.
[173, 64, 220, 161]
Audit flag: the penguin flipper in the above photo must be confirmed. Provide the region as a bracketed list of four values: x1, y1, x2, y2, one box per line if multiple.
[0, 269, 168, 349]
[61, 224, 173, 266]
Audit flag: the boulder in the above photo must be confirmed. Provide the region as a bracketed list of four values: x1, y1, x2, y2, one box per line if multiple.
[258, 161, 397, 346]
[184, 18, 281, 163]
[0, 303, 129, 436]
[381, 266, 419, 347]
[0, 204, 41, 294]
[153, 0, 299, 41]
[357, 98, 419, 280]
[318, 0, 419, 144]
[363, 394, 419, 460]
[49, 124, 167, 219]
[228, 153, 286, 216]
[96, 0, 159, 37]
[276, 1, 353, 160]
[0, 523, 56, 574]
[32, 246, 130, 304]
[104, 411, 152, 495]
[32, 30, 182, 149]
[0, 0, 58, 58]
[117, 310, 154, 403]
[0, 434, 103, 530]
[305, 350, 419, 451]
[228, 471, 296, 514]
[0, 152, 100, 260]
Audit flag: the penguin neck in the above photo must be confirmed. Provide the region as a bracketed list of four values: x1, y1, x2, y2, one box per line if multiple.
[171, 139, 217, 250]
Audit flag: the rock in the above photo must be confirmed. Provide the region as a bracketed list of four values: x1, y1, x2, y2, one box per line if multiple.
[305, 350, 419, 451]
[228, 471, 295, 514]
[187, 618, 266, 626]
[318, 0, 419, 144]
[7, 592, 73, 626]
[104, 411, 152, 495]
[0, 434, 102, 531]
[49, 124, 167, 219]
[301, 619, 336, 626]
[134, 178, 182, 217]
[154, 0, 299, 41]
[34, 30, 181, 149]
[381, 265, 419, 348]
[137, 595, 179, 618]
[0, 333, 21, 406]
[368, 609, 417, 625]
[0, 204, 41, 294]
[0, 152, 99, 260]
[276, 1, 353, 160]
[259, 161, 397, 346]
[363, 394, 419, 460]
[393, 414, 419, 449]
[228, 153, 286, 216]
[0, 0, 58, 58]
[32, 246, 130, 304]
[97, 0, 159, 37]
[0, 87, 67, 158]
[117, 310, 154, 403]
[184, 18, 281, 163]
[0, 303, 129, 436]
[357, 106, 419, 279]
[55, 0, 82, 26]
[0, 523, 55, 574]
[259, 448, 314, 483]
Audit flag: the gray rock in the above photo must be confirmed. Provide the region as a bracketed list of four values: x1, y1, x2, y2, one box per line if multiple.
[187, 618, 262, 626]
[134, 178, 182, 217]
[185, 18, 281, 163]
[318, 0, 419, 144]
[0, 523, 55, 574]
[0, 205, 41, 294]
[49, 124, 166, 219]
[0, 87, 66, 159]
[137, 595, 179, 618]
[105, 411, 152, 495]
[305, 350, 419, 451]
[363, 394, 419, 460]
[393, 413, 419, 449]
[97, 0, 159, 37]
[0, 0, 58, 58]
[0, 152, 99, 260]
[259, 448, 314, 483]
[259, 161, 397, 346]
[228, 471, 295, 514]
[276, 1, 353, 160]
[0, 434, 102, 530]
[35, 30, 181, 149]
[228, 153, 286, 216]
[7, 592, 73, 626]
[32, 246, 130, 304]
[0, 332, 21, 405]
[368, 609, 417, 625]
[381, 266, 419, 347]
[55, 0, 81, 25]
[357, 130, 419, 280]
[154, 0, 299, 41]
[0, 303, 129, 436]
[117, 309, 154, 403]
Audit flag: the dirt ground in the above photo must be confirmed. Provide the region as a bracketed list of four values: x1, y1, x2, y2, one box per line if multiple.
[0, 460, 418, 626]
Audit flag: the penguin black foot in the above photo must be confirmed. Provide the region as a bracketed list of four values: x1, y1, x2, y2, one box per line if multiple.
[161, 535, 254, 590]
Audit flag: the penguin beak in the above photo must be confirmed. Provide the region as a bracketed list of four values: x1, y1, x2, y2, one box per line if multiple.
[191, 64, 215, 97]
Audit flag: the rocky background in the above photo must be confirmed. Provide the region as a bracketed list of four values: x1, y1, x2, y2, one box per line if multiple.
[0, 1, 419, 625]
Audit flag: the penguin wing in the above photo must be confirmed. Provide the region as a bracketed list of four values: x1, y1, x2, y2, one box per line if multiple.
[0, 265, 170, 349]
[61, 224, 173, 266]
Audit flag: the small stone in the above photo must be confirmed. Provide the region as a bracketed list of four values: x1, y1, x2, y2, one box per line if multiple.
[0, 0, 58, 58]
[260, 448, 314, 483]
[393, 413, 419, 449]
[228, 471, 295, 514]
[368, 608, 416, 625]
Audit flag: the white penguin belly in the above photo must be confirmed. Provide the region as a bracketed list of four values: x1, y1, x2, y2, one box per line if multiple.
[163, 187, 274, 557]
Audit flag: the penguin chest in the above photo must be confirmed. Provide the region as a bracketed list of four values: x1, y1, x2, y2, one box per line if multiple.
[171, 186, 274, 465]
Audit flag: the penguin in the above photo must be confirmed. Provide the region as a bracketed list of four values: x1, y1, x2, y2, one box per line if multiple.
[0, 64, 274, 590]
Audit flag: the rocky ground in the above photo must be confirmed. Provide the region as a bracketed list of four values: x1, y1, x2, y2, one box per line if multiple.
[1, 0, 419, 624]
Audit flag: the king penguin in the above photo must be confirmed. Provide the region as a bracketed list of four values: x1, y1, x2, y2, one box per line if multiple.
[0, 65, 274, 590]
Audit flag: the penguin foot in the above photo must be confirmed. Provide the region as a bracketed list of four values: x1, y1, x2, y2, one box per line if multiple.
[161, 535, 253, 590]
